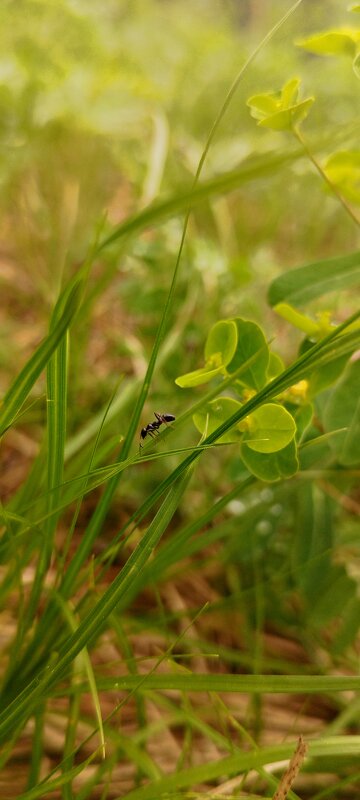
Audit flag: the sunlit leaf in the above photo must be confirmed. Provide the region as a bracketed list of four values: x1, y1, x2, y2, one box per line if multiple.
[226, 318, 269, 390]
[324, 151, 360, 204]
[175, 365, 224, 388]
[247, 79, 314, 132]
[297, 30, 358, 57]
[258, 98, 314, 131]
[243, 403, 296, 453]
[205, 319, 238, 367]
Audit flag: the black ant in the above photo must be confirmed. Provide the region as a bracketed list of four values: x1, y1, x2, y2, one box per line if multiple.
[139, 412, 175, 448]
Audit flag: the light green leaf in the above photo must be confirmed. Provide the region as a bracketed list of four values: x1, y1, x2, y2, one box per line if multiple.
[267, 351, 285, 380]
[243, 403, 296, 453]
[205, 319, 238, 367]
[246, 92, 280, 119]
[274, 303, 320, 336]
[297, 30, 358, 57]
[241, 438, 299, 482]
[258, 98, 314, 131]
[226, 318, 269, 390]
[247, 79, 314, 132]
[281, 77, 301, 106]
[324, 151, 360, 204]
[268, 250, 360, 307]
[175, 365, 224, 388]
[193, 397, 242, 444]
[294, 403, 314, 441]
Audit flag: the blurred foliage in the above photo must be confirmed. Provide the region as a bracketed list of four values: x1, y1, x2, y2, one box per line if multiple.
[0, 1, 359, 792]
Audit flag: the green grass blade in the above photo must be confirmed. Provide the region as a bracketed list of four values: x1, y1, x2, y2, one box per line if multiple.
[79, 673, 360, 694]
[24, 334, 69, 626]
[118, 737, 360, 800]
[96, 149, 300, 253]
[0, 281, 81, 437]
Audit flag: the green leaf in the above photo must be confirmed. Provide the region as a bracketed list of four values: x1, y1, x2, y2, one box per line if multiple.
[324, 151, 360, 204]
[204, 319, 238, 367]
[258, 98, 314, 131]
[308, 353, 350, 396]
[0, 281, 81, 437]
[175, 364, 224, 388]
[324, 359, 360, 465]
[243, 403, 296, 453]
[226, 318, 269, 390]
[247, 79, 314, 132]
[297, 30, 359, 57]
[298, 337, 350, 396]
[240, 438, 299, 482]
[98, 149, 302, 253]
[294, 403, 313, 441]
[193, 397, 242, 444]
[267, 351, 285, 380]
[268, 250, 360, 307]
[246, 92, 280, 119]
[274, 303, 320, 336]
[176, 319, 238, 388]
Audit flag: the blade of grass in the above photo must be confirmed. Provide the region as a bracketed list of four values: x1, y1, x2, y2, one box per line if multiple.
[24, 333, 69, 628]
[95, 149, 301, 254]
[80, 672, 360, 695]
[110, 737, 360, 800]
[15, 748, 101, 800]
[53, 593, 106, 761]
[26, 704, 45, 790]
[0, 280, 81, 437]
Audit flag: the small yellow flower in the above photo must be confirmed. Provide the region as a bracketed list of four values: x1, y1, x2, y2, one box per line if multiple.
[288, 379, 309, 400]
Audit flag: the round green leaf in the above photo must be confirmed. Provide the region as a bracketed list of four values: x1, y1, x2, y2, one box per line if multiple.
[244, 403, 296, 453]
[226, 318, 269, 390]
[267, 351, 285, 380]
[241, 438, 299, 482]
[205, 319, 238, 367]
[193, 397, 242, 444]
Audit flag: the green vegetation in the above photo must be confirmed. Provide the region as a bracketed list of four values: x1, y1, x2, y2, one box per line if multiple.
[0, 1, 359, 798]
